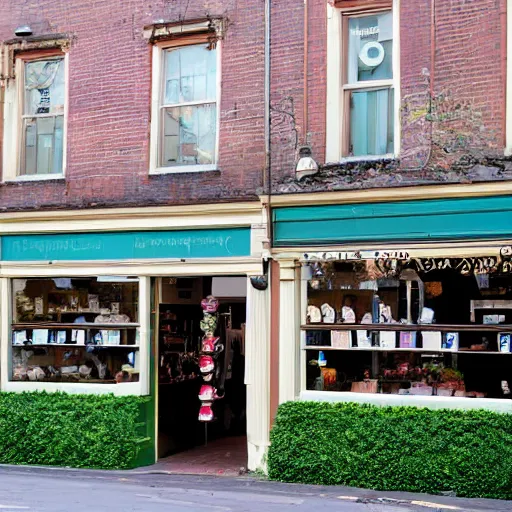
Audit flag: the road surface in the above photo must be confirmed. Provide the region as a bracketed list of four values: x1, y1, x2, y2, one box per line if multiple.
[0, 466, 509, 512]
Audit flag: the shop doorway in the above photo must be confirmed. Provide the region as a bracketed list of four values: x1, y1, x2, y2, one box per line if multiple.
[154, 276, 248, 474]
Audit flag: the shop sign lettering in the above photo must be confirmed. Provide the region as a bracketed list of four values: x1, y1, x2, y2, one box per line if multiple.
[303, 250, 409, 262]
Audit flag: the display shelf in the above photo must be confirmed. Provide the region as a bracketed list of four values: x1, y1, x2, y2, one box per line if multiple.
[12, 344, 140, 348]
[302, 323, 512, 332]
[303, 345, 512, 354]
[12, 323, 139, 329]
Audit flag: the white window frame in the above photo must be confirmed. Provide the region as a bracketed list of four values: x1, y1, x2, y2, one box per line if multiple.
[149, 39, 221, 175]
[506, 0, 512, 155]
[326, 0, 401, 164]
[2, 51, 69, 182]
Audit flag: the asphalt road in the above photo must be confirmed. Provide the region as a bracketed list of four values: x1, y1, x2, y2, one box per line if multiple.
[0, 467, 510, 512]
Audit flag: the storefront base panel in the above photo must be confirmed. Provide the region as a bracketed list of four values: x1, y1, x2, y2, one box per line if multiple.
[300, 390, 512, 413]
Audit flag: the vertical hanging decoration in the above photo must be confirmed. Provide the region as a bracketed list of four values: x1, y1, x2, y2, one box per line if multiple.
[198, 295, 224, 423]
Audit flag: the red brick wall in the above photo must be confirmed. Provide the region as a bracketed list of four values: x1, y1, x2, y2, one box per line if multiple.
[0, 0, 265, 211]
[271, 0, 508, 188]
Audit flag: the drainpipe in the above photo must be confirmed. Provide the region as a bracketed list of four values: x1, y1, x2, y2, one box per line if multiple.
[264, 0, 272, 245]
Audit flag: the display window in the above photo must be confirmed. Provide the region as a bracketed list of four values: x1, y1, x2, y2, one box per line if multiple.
[302, 253, 512, 399]
[10, 277, 140, 384]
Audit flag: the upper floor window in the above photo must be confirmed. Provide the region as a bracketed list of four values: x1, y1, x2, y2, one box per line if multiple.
[2, 47, 67, 182]
[325, 2, 399, 162]
[344, 12, 394, 157]
[150, 40, 219, 174]
[21, 57, 65, 176]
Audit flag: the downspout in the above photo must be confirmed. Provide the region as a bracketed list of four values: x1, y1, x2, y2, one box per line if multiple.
[264, 0, 272, 245]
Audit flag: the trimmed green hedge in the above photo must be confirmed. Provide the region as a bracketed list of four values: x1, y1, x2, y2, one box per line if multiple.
[0, 392, 151, 469]
[268, 401, 512, 499]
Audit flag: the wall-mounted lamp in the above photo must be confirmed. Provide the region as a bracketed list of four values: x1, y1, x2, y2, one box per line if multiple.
[296, 146, 318, 181]
[14, 25, 33, 37]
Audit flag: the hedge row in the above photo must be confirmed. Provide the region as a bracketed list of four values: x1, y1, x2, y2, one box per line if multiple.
[268, 401, 512, 500]
[0, 391, 150, 469]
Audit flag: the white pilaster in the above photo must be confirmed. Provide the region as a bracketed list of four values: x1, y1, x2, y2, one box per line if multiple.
[278, 260, 300, 404]
[244, 276, 271, 472]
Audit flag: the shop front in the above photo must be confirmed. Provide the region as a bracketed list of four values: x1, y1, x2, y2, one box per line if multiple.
[273, 194, 512, 412]
[0, 202, 271, 471]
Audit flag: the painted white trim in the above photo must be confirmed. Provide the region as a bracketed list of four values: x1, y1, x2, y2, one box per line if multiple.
[149, 41, 221, 174]
[138, 276, 151, 396]
[1, 274, 148, 396]
[507, 0, 512, 155]
[300, 390, 512, 413]
[2, 53, 68, 182]
[245, 276, 271, 472]
[325, 0, 400, 163]
[2, 381, 142, 396]
[0, 204, 264, 235]
[392, 0, 401, 157]
[0, 258, 263, 278]
[4, 173, 65, 183]
[150, 164, 217, 175]
[325, 4, 342, 163]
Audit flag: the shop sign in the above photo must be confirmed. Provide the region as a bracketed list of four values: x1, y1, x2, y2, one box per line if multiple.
[0, 228, 251, 262]
[303, 250, 410, 262]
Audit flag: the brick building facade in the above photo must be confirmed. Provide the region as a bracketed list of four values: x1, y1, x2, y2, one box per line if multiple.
[271, 0, 510, 194]
[0, 0, 266, 211]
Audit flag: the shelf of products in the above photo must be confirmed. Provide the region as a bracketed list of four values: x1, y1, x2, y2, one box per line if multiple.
[302, 258, 512, 399]
[11, 277, 140, 384]
[302, 323, 512, 332]
[303, 345, 512, 354]
[12, 323, 139, 329]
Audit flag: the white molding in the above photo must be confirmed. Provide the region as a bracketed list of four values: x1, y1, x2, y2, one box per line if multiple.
[2, 381, 142, 396]
[300, 390, 512, 413]
[149, 164, 218, 175]
[393, 0, 401, 156]
[0, 278, 11, 389]
[325, 4, 342, 163]
[4, 174, 65, 183]
[0, 205, 264, 235]
[0, 258, 263, 278]
[2, 53, 68, 182]
[138, 276, 151, 396]
[265, 181, 512, 208]
[245, 277, 271, 472]
[507, 0, 512, 155]
[279, 265, 301, 403]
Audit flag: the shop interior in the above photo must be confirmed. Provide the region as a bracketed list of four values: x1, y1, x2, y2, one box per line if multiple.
[304, 256, 512, 399]
[155, 276, 247, 471]
[11, 277, 140, 383]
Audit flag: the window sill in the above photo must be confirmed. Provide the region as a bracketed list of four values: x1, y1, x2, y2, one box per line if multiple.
[4, 173, 65, 183]
[300, 390, 512, 414]
[338, 154, 396, 164]
[150, 164, 218, 175]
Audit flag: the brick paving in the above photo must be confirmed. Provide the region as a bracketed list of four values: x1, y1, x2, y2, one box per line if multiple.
[151, 436, 248, 477]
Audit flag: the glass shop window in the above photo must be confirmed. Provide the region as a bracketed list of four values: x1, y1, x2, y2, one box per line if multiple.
[343, 11, 394, 157]
[160, 44, 217, 167]
[303, 256, 512, 399]
[11, 277, 140, 384]
[20, 57, 65, 176]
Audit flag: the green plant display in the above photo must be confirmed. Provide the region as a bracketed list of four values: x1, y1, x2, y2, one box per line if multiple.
[268, 401, 512, 499]
[0, 391, 151, 469]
